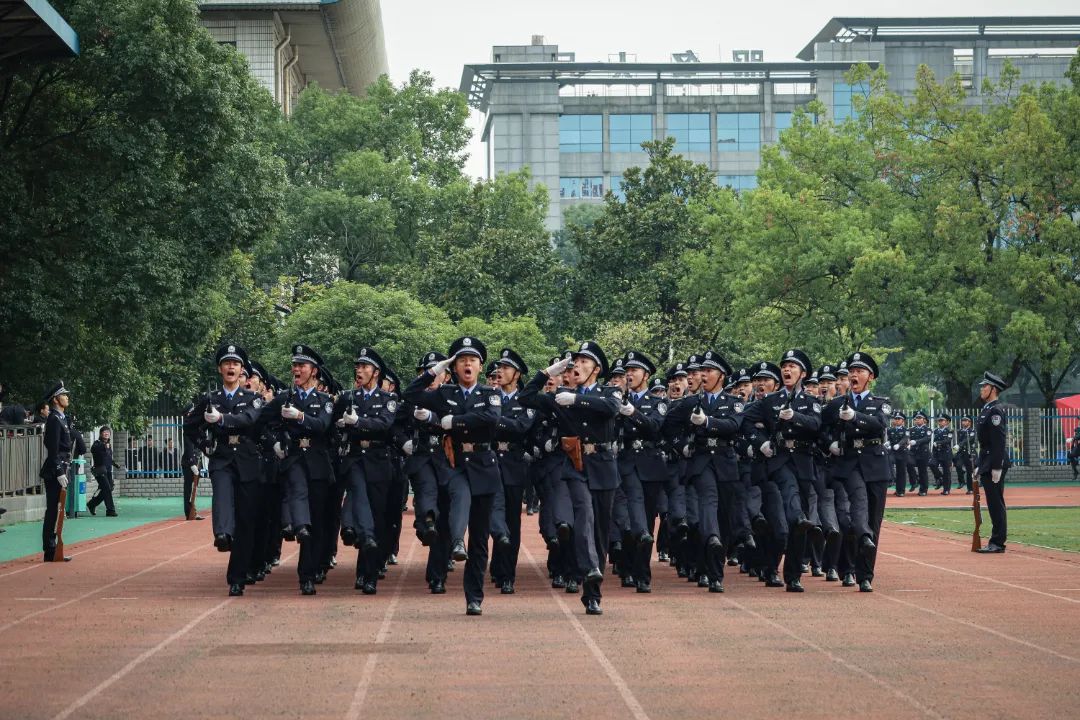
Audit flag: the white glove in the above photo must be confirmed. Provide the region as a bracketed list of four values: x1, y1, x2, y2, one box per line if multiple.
[892, 444, 900, 451]
[690, 407, 707, 426]
[778, 407, 794, 421]
[402, 440, 414, 456]
[189, 465, 199, 476]
[440, 415, 453, 430]
[555, 392, 576, 407]
[545, 356, 573, 377]
[413, 407, 432, 422]
[57, 474, 69, 489]
[281, 404, 302, 421]
[759, 441, 775, 458]
[990, 469, 1002, 484]
[952, 445, 959, 454]
[343, 407, 359, 426]
[838, 405, 855, 422]
[746, 444, 754, 458]
[430, 355, 455, 377]
[682, 444, 693, 458]
[335, 418, 346, 428]
[544, 439, 557, 452]
[829, 441, 841, 456]
[273, 442, 286, 460]
[204, 406, 222, 424]
[619, 402, 635, 416]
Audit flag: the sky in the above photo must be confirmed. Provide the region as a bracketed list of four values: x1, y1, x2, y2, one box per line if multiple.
[379, 0, 1080, 180]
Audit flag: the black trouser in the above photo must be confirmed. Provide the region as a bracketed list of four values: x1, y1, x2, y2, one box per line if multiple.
[251, 480, 279, 573]
[980, 471, 1007, 548]
[297, 476, 329, 584]
[634, 482, 665, 584]
[550, 470, 599, 576]
[914, 456, 930, 493]
[582, 488, 614, 607]
[88, 470, 116, 514]
[426, 486, 452, 585]
[842, 471, 888, 583]
[491, 484, 525, 583]
[931, 454, 952, 491]
[323, 481, 345, 570]
[954, 453, 973, 490]
[217, 469, 261, 586]
[410, 460, 440, 534]
[360, 481, 392, 585]
[823, 479, 852, 574]
[463, 493, 495, 606]
[183, 463, 198, 519]
[42, 475, 64, 555]
[892, 455, 908, 494]
[386, 466, 407, 556]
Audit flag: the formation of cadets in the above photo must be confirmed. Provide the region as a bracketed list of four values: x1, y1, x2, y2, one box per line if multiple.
[180, 339, 1011, 614]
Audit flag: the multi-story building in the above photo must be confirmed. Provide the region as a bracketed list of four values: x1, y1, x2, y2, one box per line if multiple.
[461, 17, 1080, 231]
[197, 0, 388, 114]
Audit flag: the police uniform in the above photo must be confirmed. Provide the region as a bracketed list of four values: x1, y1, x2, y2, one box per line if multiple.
[821, 352, 890, 591]
[887, 411, 912, 496]
[258, 345, 334, 594]
[954, 418, 978, 492]
[976, 372, 1010, 553]
[334, 347, 398, 593]
[40, 382, 76, 562]
[403, 336, 502, 613]
[1067, 424, 1080, 480]
[909, 412, 932, 495]
[88, 431, 118, 516]
[931, 413, 955, 494]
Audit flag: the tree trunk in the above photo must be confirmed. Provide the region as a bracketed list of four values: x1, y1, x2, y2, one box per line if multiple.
[945, 377, 972, 408]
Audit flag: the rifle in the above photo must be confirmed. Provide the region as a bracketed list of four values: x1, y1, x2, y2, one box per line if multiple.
[971, 477, 983, 552]
[51, 487, 67, 561]
[838, 395, 851, 456]
[189, 381, 216, 519]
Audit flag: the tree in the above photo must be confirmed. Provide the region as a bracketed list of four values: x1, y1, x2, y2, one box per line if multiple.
[454, 315, 555, 379]
[0, 0, 285, 426]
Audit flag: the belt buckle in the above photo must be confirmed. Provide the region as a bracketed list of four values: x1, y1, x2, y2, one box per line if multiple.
[228, 435, 240, 446]
[462, 442, 474, 452]
[497, 442, 510, 452]
[359, 440, 371, 449]
[853, 439, 864, 449]
[299, 438, 311, 449]
[583, 443, 596, 455]
[632, 440, 642, 450]
[784, 439, 795, 449]
[428, 436, 439, 446]
[706, 438, 718, 447]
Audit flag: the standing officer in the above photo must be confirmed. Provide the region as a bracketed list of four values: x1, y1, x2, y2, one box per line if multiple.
[822, 352, 890, 592]
[404, 337, 502, 615]
[259, 345, 334, 595]
[88, 426, 120, 516]
[490, 348, 535, 594]
[334, 347, 397, 594]
[40, 381, 76, 562]
[976, 372, 1010, 553]
[888, 411, 911, 497]
[931, 412, 955, 495]
[184, 344, 265, 596]
[955, 416, 977, 493]
[909, 411, 932, 495]
[1067, 423, 1080, 481]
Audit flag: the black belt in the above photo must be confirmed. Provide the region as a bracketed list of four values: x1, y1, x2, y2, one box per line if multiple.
[456, 442, 491, 452]
[626, 439, 659, 450]
[695, 438, 730, 448]
[352, 439, 387, 449]
[778, 439, 815, 451]
[495, 442, 526, 453]
[845, 438, 883, 449]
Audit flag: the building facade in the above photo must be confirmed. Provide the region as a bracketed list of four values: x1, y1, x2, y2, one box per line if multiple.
[197, 0, 388, 114]
[461, 17, 1080, 231]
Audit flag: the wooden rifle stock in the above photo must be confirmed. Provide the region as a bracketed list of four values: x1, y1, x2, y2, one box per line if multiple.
[442, 434, 456, 469]
[186, 468, 199, 521]
[51, 487, 67, 561]
[561, 436, 584, 472]
[971, 477, 983, 551]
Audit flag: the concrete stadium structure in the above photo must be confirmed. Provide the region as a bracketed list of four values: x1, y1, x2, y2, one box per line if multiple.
[198, 0, 388, 113]
[461, 17, 1080, 231]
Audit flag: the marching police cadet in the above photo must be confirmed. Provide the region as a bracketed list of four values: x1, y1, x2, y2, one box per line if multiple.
[404, 337, 502, 615]
[530, 353, 573, 589]
[661, 364, 691, 576]
[489, 348, 536, 594]
[519, 343, 618, 615]
[259, 344, 334, 595]
[888, 411, 912, 496]
[318, 366, 346, 581]
[665, 350, 743, 593]
[244, 361, 278, 579]
[615, 351, 667, 593]
[909, 411, 932, 495]
[955, 416, 978, 492]
[381, 366, 408, 568]
[606, 356, 632, 583]
[1067, 423, 1080, 481]
[976, 372, 1010, 553]
[40, 381, 77, 562]
[728, 366, 758, 570]
[333, 347, 397, 594]
[822, 352, 890, 592]
[820, 361, 855, 585]
[184, 344, 265, 596]
[740, 350, 822, 592]
[931, 412, 955, 495]
[88, 426, 120, 517]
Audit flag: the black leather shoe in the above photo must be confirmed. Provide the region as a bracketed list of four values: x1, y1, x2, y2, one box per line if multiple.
[87, 503, 97, 516]
[565, 579, 579, 594]
[859, 535, 877, 559]
[657, 551, 669, 562]
[466, 602, 482, 616]
[551, 575, 566, 588]
[281, 526, 296, 541]
[811, 566, 825, 578]
[826, 569, 840, 582]
[451, 540, 468, 561]
[430, 580, 446, 594]
[229, 583, 244, 596]
[766, 575, 785, 588]
[214, 534, 231, 552]
[556, 523, 571, 544]
[842, 573, 856, 587]
[420, 518, 438, 546]
[106, 511, 119, 517]
[677, 567, 688, 578]
[295, 526, 311, 541]
[378, 566, 387, 580]
[800, 563, 811, 573]
[638, 533, 654, 546]
[741, 534, 757, 551]
[501, 580, 515, 595]
[786, 579, 805, 593]
[727, 557, 739, 567]
[340, 527, 357, 546]
[585, 599, 603, 615]
[859, 579, 873, 592]
[585, 567, 604, 584]
[244, 573, 257, 585]
[314, 570, 326, 584]
[387, 554, 398, 566]
[497, 534, 511, 547]
[796, 516, 815, 531]
[636, 581, 652, 593]
[362, 581, 377, 595]
[709, 580, 724, 593]
[363, 537, 379, 553]
[355, 576, 366, 590]
[621, 576, 635, 588]
[544, 536, 559, 551]
[300, 581, 316, 596]
[977, 543, 1006, 553]
[697, 575, 710, 588]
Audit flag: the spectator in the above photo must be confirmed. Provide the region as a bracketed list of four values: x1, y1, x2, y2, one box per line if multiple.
[88, 426, 119, 517]
[125, 436, 141, 472]
[160, 437, 180, 476]
[141, 435, 158, 474]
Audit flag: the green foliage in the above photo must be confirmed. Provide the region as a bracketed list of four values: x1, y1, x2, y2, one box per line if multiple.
[0, 0, 285, 426]
[455, 316, 556, 378]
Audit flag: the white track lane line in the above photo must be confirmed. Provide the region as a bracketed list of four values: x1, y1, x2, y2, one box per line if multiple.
[522, 543, 651, 720]
[725, 597, 946, 720]
[344, 538, 420, 720]
[880, 592, 1080, 664]
[884, 521, 1080, 571]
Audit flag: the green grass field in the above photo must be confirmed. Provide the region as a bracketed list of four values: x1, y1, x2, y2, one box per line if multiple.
[885, 507, 1080, 553]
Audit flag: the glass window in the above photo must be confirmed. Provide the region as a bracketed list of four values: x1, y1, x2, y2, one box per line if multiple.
[833, 81, 869, 122]
[559, 115, 602, 153]
[560, 177, 605, 199]
[717, 112, 760, 152]
[666, 113, 710, 153]
[610, 174, 626, 201]
[774, 112, 793, 142]
[609, 114, 652, 153]
[717, 174, 758, 192]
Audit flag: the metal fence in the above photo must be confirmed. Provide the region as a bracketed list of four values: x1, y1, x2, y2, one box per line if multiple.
[0, 424, 45, 495]
[1038, 411, 1080, 466]
[895, 406, 1027, 464]
[120, 415, 186, 479]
